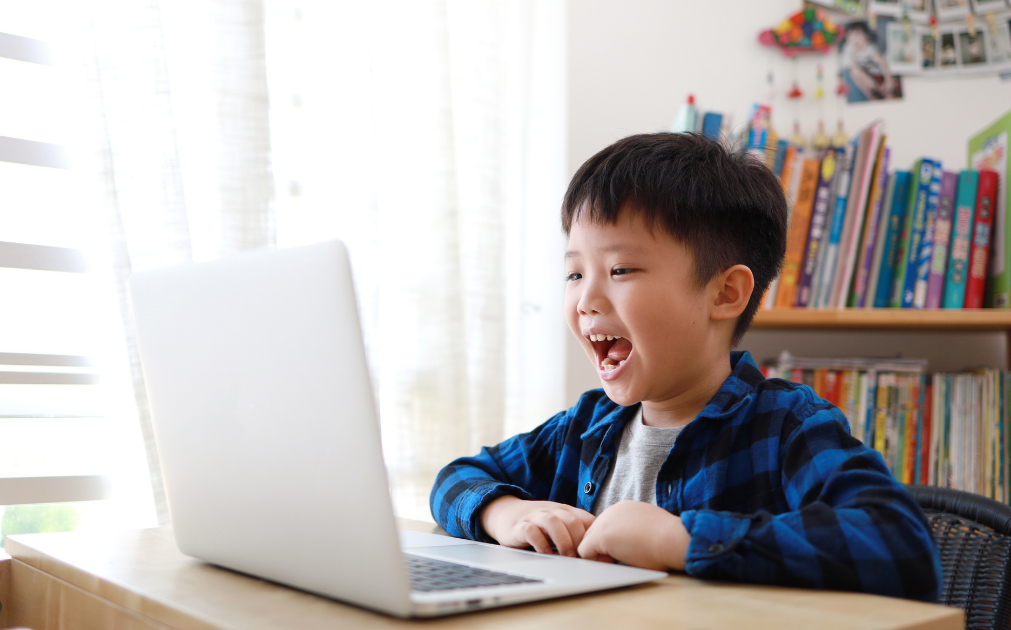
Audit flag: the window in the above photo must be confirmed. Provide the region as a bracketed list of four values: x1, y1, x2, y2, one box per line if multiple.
[0, 4, 155, 544]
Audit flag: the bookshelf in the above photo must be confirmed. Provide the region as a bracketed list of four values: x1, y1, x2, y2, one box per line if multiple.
[753, 309, 1011, 369]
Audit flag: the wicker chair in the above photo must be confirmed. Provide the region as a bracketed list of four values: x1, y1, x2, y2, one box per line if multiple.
[906, 484, 1011, 630]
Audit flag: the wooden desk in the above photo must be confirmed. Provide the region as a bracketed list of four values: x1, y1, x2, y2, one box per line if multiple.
[1, 520, 963, 630]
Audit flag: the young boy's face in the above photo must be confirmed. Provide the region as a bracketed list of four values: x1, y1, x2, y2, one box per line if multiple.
[564, 212, 719, 407]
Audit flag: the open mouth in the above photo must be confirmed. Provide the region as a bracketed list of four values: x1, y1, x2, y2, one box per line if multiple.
[587, 333, 633, 372]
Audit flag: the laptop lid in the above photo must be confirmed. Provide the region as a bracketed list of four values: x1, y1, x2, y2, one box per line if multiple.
[130, 240, 414, 617]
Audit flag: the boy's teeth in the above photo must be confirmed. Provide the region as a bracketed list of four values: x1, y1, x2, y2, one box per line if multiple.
[589, 334, 622, 342]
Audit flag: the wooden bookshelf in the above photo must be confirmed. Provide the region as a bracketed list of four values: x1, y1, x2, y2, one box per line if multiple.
[753, 309, 1011, 369]
[753, 309, 1011, 332]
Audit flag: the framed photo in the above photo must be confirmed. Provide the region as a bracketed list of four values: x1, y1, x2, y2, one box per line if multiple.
[935, 0, 972, 21]
[906, 0, 932, 22]
[808, 0, 868, 16]
[938, 28, 961, 71]
[970, 0, 1009, 15]
[957, 26, 990, 71]
[887, 21, 922, 72]
[869, 0, 903, 16]
[839, 17, 904, 101]
[919, 27, 939, 70]
[984, 15, 1011, 70]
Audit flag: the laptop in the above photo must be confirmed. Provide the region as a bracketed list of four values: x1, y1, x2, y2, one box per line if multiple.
[129, 239, 666, 618]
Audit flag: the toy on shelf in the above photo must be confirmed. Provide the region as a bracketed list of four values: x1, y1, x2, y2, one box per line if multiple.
[759, 6, 843, 56]
[832, 120, 849, 148]
[670, 94, 698, 133]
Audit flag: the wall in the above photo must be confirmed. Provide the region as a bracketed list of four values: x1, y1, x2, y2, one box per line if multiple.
[565, 0, 1011, 405]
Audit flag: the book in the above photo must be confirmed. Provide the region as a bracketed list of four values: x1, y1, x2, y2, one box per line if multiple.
[796, 150, 838, 307]
[920, 381, 932, 485]
[780, 145, 801, 201]
[850, 143, 889, 307]
[832, 123, 883, 309]
[913, 162, 943, 309]
[775, 158, 822, 308]
[894, 159, 936, 308]
[924, 171, 959, 309]
[965, 170, 999, 308]
[772, 138, 788, 176]
[701, 112, 723, 140]
[943, 170, 980, 309]
[873, 171, 913, 308]
[866, 172, 897, 308]
[969, 110, 1011, 308]
[813, 142, 856, 308]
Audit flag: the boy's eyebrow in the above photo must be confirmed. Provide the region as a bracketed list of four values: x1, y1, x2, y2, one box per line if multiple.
[565, 243, 647, 259]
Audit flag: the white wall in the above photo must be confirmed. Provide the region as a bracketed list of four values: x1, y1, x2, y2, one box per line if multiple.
[565, 0, 1011, 405]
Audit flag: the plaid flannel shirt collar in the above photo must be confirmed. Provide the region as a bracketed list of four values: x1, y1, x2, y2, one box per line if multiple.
[579, 350, 758, 441]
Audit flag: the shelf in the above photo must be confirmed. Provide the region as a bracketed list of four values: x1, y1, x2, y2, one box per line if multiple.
[752, 309, 1011, 332]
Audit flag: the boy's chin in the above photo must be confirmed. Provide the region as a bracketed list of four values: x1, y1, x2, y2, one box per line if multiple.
[600, 383, 640, 407]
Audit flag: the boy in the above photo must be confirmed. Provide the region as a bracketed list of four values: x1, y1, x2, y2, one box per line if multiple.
[430, 133, 941, 601]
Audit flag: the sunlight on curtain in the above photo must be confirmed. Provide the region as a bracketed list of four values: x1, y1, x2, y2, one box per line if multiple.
[77, 0, 276, 523]
[264, 0, 568, 521]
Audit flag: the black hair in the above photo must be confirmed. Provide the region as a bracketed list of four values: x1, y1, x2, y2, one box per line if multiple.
[561, 132, 788, 346]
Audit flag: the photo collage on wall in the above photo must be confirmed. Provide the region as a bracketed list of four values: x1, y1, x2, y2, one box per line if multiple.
[810, 0, 1011, 103]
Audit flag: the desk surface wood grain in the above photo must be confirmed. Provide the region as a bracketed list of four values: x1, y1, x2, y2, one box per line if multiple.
[4, 519, 963, 630]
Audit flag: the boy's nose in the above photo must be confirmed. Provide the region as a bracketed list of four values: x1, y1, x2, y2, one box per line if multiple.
[576, 281, 607, 315]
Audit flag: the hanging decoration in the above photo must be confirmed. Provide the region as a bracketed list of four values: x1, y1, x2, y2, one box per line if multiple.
[812, 63, 831, 151]
[759, 6, 843, 56]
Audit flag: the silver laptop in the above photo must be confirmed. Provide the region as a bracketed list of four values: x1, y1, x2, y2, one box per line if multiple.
[129, 240, 666, 618]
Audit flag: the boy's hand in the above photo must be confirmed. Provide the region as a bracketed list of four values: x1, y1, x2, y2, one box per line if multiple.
[480, 495, 595, 557]
[577, 500, 690, 571]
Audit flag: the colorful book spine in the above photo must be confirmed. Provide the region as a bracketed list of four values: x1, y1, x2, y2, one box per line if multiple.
[965, 170, 999, 308]
[780, 145, 799, 200]
[851, 144, 890, 307]
[796, 151, 838, 307]
[919, 381, 933, 485]
[772, 139, 788, 176]
[943, 170, 980, 308]
[873, 171, 913, 308]
[764, 130, 779, 170]
[813, 142, 856, 308]
[832, 124, 883, 309]
[913, 162, 944, 309]
[874, 372, 890, 454]
[925, 171, 959, 309]
[895, 159, 936, 308]
[969, 109, 1011, 308]
[866, 173, 897, 307]
[775, 158, 822, 308]
[820, 133, 869, 307]
[701, 112, 723, 140]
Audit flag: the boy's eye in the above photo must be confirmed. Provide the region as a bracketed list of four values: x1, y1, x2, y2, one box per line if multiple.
[612, 268, 635, 276]
[566, 272, 582, 282]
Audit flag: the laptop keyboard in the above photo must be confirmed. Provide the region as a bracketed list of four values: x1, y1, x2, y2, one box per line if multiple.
[405, 554, 543, 592]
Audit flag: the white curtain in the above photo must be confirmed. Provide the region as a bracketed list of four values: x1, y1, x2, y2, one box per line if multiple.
[265, 0, 568, 520]
[79, 0, 567, 523]
[79, 0, 275, 524]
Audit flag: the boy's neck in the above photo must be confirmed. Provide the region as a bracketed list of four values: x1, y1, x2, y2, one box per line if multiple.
[640, 353, 733, 429]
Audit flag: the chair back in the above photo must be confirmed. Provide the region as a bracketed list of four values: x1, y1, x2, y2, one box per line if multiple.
[906, 484, 1011, 630]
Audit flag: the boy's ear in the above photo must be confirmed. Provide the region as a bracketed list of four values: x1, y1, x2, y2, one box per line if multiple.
[710, 265, 755, 321]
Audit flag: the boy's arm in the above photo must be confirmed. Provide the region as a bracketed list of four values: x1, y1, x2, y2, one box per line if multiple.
[429, 409, 572, 542]
[679, 404, 942, 602]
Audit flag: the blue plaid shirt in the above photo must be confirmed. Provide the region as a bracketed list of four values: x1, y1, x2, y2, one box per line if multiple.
[430, 351, 941, 601]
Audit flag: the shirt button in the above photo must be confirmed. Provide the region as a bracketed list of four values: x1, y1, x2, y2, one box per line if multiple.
[708, 543, 725, 554]
[584, 481, 594, 494]
[667, 482, 673, 494]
